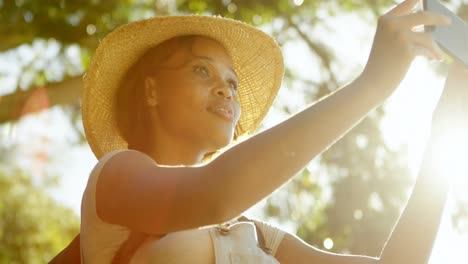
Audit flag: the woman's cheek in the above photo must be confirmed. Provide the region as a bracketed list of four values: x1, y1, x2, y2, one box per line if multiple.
[234, 103, 241, 123]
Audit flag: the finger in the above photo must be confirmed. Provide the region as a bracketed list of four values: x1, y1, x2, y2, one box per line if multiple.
[409, 32, 444, 60]
[412, 45, 439, 61]
[388, 0, 420, 16]
[413, 33, 444, 60]
[451, 60, 468, 73]
[399, 11, 451, 28]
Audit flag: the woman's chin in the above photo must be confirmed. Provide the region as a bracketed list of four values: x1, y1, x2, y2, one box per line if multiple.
[207, 135, 234, 152]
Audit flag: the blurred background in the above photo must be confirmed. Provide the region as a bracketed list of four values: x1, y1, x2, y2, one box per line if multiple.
[1, 0, 468, 263]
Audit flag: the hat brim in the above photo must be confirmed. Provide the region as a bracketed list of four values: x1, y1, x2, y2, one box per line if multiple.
[82, 15, 284, 159]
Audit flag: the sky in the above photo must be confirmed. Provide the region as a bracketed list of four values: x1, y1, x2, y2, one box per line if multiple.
[1, 2, 468, 262]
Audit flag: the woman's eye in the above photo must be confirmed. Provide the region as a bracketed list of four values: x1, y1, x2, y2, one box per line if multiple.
[193, 65, 210, 77]
[229, 80, 238, 92]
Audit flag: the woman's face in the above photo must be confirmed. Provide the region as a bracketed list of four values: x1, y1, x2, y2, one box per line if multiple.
[147, 36, 241, 153]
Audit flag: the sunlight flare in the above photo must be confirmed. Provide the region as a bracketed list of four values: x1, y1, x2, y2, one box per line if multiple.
[430, 123, 468, 197]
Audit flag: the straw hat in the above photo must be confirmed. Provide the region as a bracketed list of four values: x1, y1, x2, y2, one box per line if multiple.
[82, 15, 284, 159]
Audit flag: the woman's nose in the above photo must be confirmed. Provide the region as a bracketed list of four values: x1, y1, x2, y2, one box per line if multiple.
[213, 82, 234, 100]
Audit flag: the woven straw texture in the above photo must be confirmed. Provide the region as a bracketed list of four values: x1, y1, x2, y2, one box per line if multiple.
[82, 15, 284, 159]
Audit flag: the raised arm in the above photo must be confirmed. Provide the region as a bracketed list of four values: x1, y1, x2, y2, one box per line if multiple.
[377, 62, 468, 264]
[273, 62, 468, 264]
[95, 0, 450, 236]
[264, 45, 468, 264]
[208, 0, 450, 224]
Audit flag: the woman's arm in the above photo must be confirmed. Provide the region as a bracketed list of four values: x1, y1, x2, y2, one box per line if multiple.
[96, 0, 450, 235]
[275, 232, 378, 264]
[377, 62, 468, 264]
[208, 0, 450, 222]
[274, 62, 468, 264]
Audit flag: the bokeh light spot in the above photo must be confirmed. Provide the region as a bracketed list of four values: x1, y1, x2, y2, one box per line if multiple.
[356, 134, 368, 149]
[86, 24, 97, 35]
[323, 238, 334, 250]
[252, 15, 262, 25]
[354, 209, 363, 220]
[294, 0, 304, 6]
[24, 11, 33, 23]
[227, 3, 237, 13]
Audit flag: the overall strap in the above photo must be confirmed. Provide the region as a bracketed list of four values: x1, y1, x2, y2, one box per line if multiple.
[111, 232, 149, 264]
[237, 216, 272, 255]
[113, 216, 270, 263]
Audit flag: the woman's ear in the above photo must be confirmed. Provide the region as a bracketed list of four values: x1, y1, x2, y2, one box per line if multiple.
[144, 77, 158, 107]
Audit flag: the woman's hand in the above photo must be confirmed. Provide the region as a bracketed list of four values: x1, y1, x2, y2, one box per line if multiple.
[362, 0, 451, 95]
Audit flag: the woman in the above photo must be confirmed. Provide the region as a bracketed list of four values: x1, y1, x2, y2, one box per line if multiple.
[78, 0, 466, 263]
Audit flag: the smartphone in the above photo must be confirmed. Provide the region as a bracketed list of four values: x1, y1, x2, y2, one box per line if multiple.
[423, 0, 468, 66]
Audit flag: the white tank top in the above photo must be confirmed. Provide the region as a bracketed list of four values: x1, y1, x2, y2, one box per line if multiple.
[81, 150, 130, 264]
[80, 150, 285, 263]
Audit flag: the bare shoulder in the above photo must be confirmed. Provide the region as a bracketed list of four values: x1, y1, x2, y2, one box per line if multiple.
[94, 149, 158, 225]
[94, 149, 224, 235]
[98, 149, 157, 174]
[95, 149, 165, 196]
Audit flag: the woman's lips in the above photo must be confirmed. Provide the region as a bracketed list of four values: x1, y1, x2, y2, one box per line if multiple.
[207, 104, 234, 122]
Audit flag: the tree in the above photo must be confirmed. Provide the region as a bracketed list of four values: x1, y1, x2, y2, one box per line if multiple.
[0, 164, 79, 263]
[1, 0, 394, 125]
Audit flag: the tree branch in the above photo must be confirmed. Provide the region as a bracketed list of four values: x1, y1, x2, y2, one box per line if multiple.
[283, 15, 339, 87]
[0, 76, 83, 124]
